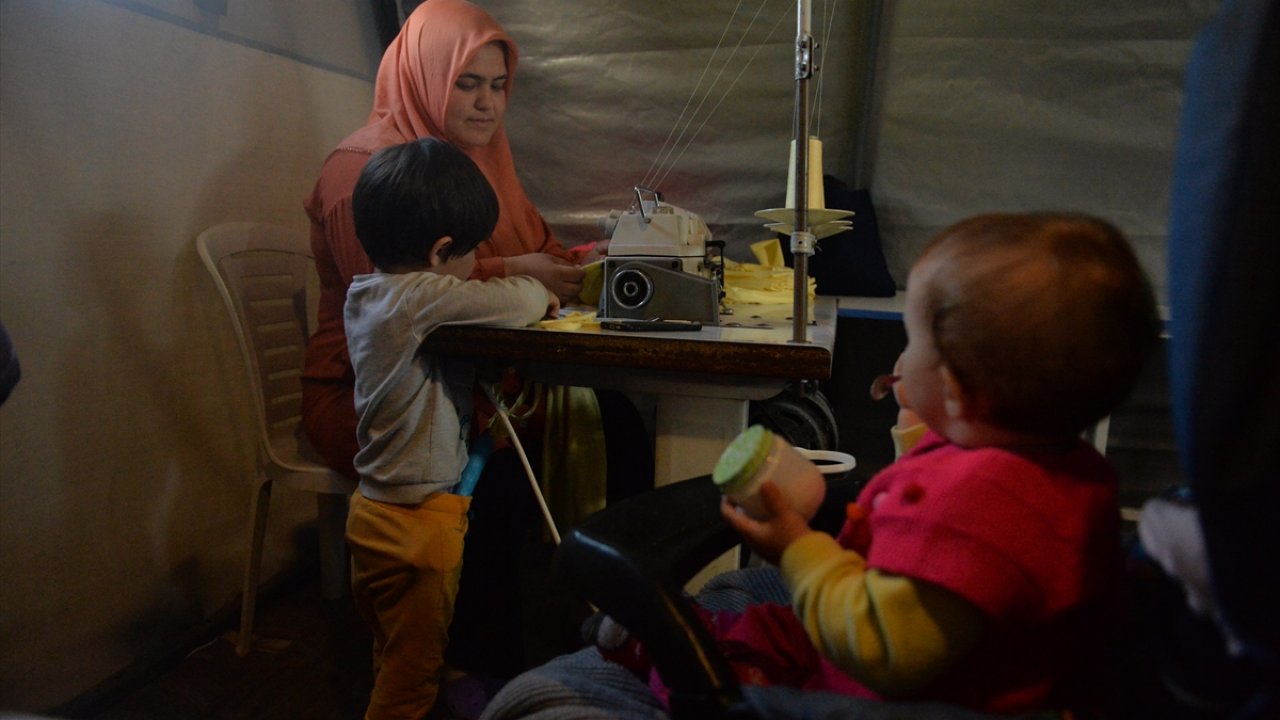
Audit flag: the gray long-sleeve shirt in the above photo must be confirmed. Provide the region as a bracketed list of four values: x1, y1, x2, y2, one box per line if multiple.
[344, 270, 548, 504]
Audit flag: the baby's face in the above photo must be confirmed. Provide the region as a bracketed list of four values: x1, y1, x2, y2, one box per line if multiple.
[900, 262, 949, 430]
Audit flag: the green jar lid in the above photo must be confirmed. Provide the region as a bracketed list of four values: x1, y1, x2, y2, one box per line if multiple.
[714, 425, 774, 491]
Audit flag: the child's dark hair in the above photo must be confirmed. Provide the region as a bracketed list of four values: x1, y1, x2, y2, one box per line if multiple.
[915, 212, 1160, 437]
[352, 138, 499, 269]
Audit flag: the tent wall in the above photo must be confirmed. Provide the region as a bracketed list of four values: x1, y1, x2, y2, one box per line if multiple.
[865, 1, 1221, 297]
[0, 1, 378, 711]
[489, 0, 880, 252]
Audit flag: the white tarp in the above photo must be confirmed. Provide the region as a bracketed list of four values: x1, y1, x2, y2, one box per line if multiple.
[482, 0, 1220, 296]
[865, 1, 1221, 296]
[483, 0, 877, 253]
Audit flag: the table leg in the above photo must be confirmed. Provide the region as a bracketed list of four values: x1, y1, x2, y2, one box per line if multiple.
[654, 394, 748, 591]
[653, 394, 749, 486]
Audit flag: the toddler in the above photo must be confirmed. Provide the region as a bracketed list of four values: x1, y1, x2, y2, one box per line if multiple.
[342, 137, 558, 720]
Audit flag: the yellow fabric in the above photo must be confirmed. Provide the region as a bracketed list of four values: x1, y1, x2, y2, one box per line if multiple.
[780, 531, 984, 697]
[537, 310, 599, 330]
[347, 490, 471, 720]
[722, 252, 816, 306]
[577, 260, 605, 306]
[750, 237, 786, 267]
[541, 385, 608, 531]
[890, 422, 929, 460]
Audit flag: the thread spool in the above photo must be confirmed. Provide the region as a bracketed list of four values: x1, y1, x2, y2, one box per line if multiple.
[785, 135, 825, 210]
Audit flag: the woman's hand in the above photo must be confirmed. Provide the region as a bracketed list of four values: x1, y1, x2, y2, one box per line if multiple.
[720, 481, 814, 565]
[578, 239, 610, 265]
[505, 253, 584, 303]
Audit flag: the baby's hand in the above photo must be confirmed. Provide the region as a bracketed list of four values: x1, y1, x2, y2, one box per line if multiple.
[720, 481, 814, 565]
[544, 290, 561, 319]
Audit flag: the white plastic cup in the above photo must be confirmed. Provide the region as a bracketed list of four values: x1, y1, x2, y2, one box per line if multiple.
[713, 425, 826, 521]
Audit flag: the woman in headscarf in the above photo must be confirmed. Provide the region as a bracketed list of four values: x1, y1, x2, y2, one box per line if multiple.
[302, 0, 599, 483]
[302, 0, 660, 707]
[301, 0, 623, 705]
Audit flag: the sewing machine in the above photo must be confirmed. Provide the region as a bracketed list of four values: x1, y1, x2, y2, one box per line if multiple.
[599, 187, 723, 323]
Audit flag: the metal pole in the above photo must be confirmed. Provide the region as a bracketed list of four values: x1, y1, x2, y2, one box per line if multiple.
[791, 0, 814, 344]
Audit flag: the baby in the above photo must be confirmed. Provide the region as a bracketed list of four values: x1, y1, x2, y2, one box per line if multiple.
[717, 212, 1160, 713]
[641, 212, 1159, 714]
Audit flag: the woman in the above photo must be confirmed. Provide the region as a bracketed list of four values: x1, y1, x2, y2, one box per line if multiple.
[303, 0, 597, 480]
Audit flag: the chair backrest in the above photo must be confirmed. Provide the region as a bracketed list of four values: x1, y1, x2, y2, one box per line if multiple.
[197, 222, 318, 469]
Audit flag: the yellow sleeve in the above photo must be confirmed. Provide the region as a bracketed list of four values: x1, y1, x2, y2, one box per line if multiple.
[890, 422, 929, 459]
[779, 532, 983, 696]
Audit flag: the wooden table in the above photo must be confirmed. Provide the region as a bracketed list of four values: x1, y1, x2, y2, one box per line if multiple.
[424, 297, 837, 486]
[426, 297, 836, 585]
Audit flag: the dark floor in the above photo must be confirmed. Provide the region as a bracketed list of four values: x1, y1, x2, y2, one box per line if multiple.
[71, 539, 588, 720]
[73, 578, 374, 720]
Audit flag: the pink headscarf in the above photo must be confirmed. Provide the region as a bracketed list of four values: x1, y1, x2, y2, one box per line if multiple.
[341, 0, 554, 261]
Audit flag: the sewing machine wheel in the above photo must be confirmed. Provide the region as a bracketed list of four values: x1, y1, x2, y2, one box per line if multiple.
[611, 267, 655, 309]
[749, 384, 839, 453]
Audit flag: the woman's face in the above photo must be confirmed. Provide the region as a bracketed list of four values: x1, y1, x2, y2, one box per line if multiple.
[444, 43, 508, 148]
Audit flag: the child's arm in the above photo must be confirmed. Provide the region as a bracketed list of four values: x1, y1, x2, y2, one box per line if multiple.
[419, 275, 553, 331]
[781, 532, 983, 696]
[725, 482, 982, 696]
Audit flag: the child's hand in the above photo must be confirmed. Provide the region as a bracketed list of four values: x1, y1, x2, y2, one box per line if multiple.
[544, 290, 561, 319]
[720, 480, 814, 565]
[507, 253, 584, 303]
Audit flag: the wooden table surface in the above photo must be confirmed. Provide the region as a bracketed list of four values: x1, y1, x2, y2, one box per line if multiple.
[423, 296, 836, 382]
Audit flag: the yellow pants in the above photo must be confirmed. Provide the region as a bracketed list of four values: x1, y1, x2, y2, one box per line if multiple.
[347, 490, 470, 720]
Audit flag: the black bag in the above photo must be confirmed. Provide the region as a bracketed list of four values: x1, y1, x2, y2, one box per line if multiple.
[779, 176, 896, 297]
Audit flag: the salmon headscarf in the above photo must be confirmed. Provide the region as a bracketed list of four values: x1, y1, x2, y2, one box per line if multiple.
[341, 0, 550, 257]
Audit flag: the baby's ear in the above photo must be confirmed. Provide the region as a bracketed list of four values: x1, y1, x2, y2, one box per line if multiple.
[940, 365, 971, 420]
[427, 236, 454, 267]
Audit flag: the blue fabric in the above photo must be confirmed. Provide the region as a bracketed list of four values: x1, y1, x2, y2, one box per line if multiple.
[457, 432, 494, 497]
[479, 569, 1029, 720]
[0, 321, 18, 406]
[740, 686, 1057, 720]
[1166, 0, 1280, 711]
[479, 647, 667, 720]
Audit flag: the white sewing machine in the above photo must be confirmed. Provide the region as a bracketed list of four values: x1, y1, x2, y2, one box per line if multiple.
[598, 187, 723, 323]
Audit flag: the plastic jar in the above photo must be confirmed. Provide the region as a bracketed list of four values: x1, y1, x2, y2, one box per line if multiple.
[713, 425, 825, 521]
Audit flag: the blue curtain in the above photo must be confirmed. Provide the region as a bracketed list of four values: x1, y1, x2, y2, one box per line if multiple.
[1166, 0, 1280, 707]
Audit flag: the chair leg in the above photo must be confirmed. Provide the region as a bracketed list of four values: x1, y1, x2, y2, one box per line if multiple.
[317, 492, 351, 602]
[237, 478, 273, 656]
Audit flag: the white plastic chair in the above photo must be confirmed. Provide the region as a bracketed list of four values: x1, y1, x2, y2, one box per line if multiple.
[197, 222, 357, 656]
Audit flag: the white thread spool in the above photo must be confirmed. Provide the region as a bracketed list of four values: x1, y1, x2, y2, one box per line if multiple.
[785, 135, 825, 210]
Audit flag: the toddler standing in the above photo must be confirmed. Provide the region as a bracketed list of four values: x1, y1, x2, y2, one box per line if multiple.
[342, 137, 558, 720]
